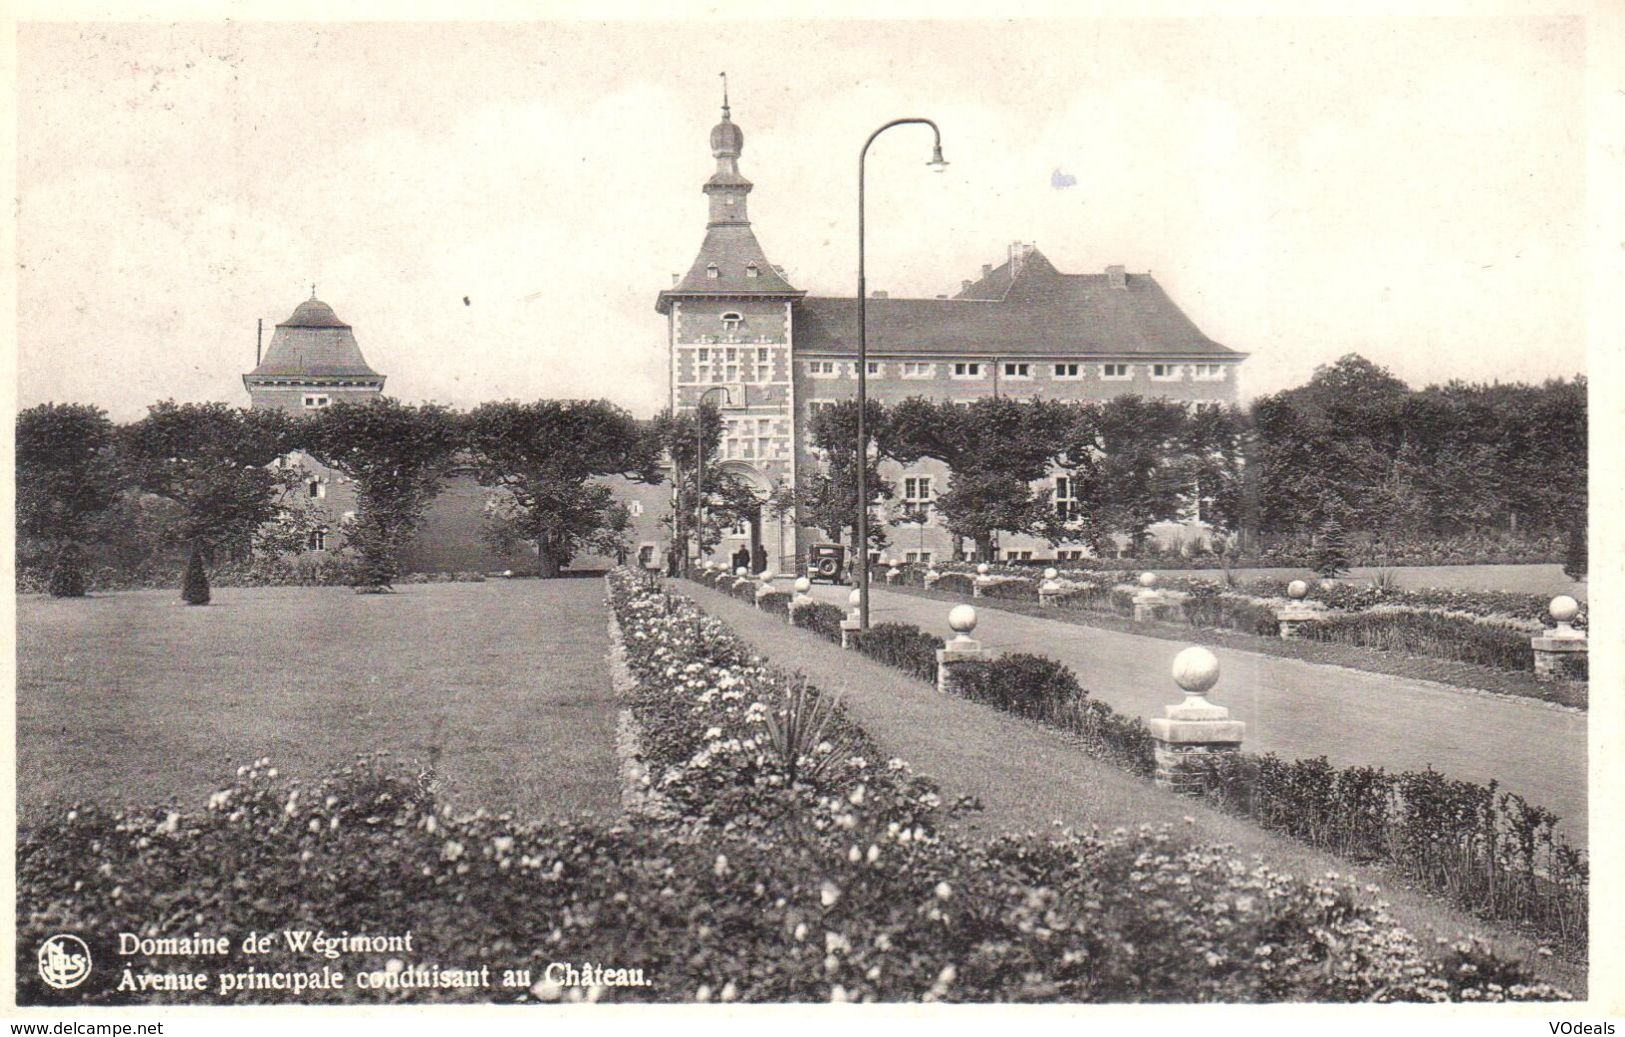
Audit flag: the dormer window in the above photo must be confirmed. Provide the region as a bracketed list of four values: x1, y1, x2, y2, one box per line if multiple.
[706, 263, 719, 279]
[721, 312, 743, 331]
[745, 262, 760, 278]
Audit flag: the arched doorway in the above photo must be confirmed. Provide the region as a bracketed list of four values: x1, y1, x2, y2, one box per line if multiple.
[713, 461, 780, 573]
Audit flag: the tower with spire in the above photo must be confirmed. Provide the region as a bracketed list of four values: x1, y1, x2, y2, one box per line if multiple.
[657, 80, 803, 572]
[243, 293, 386, 414]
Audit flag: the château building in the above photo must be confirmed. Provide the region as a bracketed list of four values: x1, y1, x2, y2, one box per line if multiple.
[657, 96, 1247, 570]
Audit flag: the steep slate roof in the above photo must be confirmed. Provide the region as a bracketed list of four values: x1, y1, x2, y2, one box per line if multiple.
[247, 298, 384, 380]
[795, 248, 1241, 358]
[664, 223, 799, 298]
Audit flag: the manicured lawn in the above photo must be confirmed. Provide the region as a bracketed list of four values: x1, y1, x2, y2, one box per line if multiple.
[16, 579, 620, 821]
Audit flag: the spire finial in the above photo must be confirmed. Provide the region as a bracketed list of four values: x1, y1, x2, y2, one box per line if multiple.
[310, 283, 317, 300]
[720, 71, 729, 118]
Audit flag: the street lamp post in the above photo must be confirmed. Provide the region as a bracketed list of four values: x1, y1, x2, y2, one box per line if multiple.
[857, 118, 947, 629]
[693, 386, 732, 574]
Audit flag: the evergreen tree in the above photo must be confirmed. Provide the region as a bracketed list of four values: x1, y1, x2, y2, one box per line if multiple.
[1311, 517, 1352, 579]
[1563, 522, 1587, 581]
[181, 545, 211, 605]
[17, 403, 122, 597]
[46, 544, 88, 598]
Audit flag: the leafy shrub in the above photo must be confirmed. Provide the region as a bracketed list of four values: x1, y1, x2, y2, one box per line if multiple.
[46, 545, 87, 598]
[934, 572, 977, 596]
[1179, 584, 1279, 637]
[1200, 755, 1587, 952]
[851, 623, 943, 684]
[1296, 610, 1534, 673]
[954, 653, 1080, 721]
[792, 601, 847, 644]
[758, 590, 792, 617]
[978, 577, 1038, 602]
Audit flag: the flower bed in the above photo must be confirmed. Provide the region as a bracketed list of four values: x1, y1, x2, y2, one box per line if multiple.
[1296, 610, 1541, 674]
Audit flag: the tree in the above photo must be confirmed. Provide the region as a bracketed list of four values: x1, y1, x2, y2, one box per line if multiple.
[302, 398, 462, 591]
[1311, 516, 1352, 580]
[886, 396, 1074, 562]
[1053, 396, 1197, 555]
[119, 401, 294, 602]
[181, 548, 211, 605]
[652, 403, 760, 566]
[793, 399, 893, 562]
[16, 403, 123, 596]
[1563, 521, 1587, 582]
[467, 400, 661, 578]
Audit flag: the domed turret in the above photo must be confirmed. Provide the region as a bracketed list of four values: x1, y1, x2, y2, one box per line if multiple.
[244, 291, 385, 413]
[710, 110, 743, 158]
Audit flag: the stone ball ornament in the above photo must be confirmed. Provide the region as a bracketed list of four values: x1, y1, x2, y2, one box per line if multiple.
[1549, 595, 1580, 624]
[1171, 646, 1221, 695]
[1044, 567, 1059, 581]
[976, 562, 990, 575]
[848, 589, 862, 608]
[1138, 571, 1158, 589]
[948, 604, 978, 634]
[794, 577, 811, 593]
[759, 569, 775, 584]
[736, 567, 748, 577]
[1287, 579, 1309, 600]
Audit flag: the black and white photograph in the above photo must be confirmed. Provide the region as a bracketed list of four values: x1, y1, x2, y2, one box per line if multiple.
[5, 4, 1621, 1027]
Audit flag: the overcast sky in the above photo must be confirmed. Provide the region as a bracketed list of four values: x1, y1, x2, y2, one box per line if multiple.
[14, 16, 1586, 421]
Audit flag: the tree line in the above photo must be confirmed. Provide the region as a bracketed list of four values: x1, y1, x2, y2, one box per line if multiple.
[800, 355, 1585, 564]
[17, 354, 1586, 599]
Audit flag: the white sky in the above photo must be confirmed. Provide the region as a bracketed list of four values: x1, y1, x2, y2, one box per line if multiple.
[14, 16, 1587, 420]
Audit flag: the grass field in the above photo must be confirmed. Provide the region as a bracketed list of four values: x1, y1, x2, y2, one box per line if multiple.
[15, 579, 620, 822]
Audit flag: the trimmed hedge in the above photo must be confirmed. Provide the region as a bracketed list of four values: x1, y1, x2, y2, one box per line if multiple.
[1297, 610, 1538, 673]
[792, 601, 847, 643]
[757, 590, 792, 617]
[934, 572, 977, 596]
[850, 623, 943, 684]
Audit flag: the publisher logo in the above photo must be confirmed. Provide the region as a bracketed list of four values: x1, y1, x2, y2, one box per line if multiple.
[38, 934, 92, 990]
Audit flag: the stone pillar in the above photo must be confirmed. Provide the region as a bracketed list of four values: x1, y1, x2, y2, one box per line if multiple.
[935, 605, 988, 695]
[787, 576, 815, 623]
[1276, 579, 1323, 639]
[1532, 595, 1587, 682]
[1147, 647, 1245, 795]
[885, 561, 904, 585]
[840, 588, 863, 650]
[1038, 567, 1062, 607]
[924, 567, 941, 589]
[1132, 571, 1167, 623]
[972, 562, 992, 598]
[754, 570, 777, 604]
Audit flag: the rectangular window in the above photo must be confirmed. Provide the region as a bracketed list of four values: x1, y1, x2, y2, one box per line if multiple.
[901, 362, 935, 379]
[808, 360, 838, 378]
[1052, 363, 1082, 379]
[754, 347, 772, 383]
[303, 395, 330, 409]
[1057, 549, 1086, 561]
[1191, 363, 1227, 382]
[905, 550, 934, 564]
[902, 475, 933, 521]
[1151, 363, 1181, 380]
[1001, 550, 1033, 561]
[1003, 362, 1031, 378]
[1101, 363, 1131, 380]
[866, 361, 883, 376]
[951, 362, 983, 379]
[1054, 475, 1077, 518]
[808, 399, 837, 415]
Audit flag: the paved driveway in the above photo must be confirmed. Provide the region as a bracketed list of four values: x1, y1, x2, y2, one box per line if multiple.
[805, 582, 1587, 847]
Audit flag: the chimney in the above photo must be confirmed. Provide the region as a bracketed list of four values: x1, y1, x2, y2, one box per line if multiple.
[961, 279, 973, 292]
[936, 294, 947, 300]
[256, 318, 263, 366]
[1107, 264, 1127, 289]
[981, 264, 992, 279]
[871, 290, 888, 299]
[671, 273, 680, 285]
[1009, 241, 1034, 277]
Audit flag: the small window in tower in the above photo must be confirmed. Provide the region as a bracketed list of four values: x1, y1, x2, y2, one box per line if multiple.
[308, 527, 329, 552]
[303, 394, 331, 409]
[308, 478, 325, 500]
[706, 263, 720, 279]
[726, 194, 737, 207]
[745, 262, 759, 278]
[721, 312, 743, 330]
